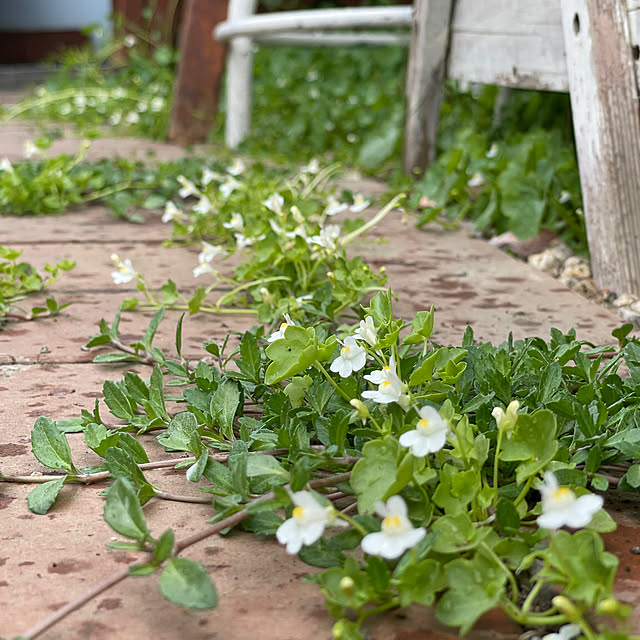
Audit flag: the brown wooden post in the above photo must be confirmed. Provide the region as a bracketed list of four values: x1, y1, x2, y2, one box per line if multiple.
[168, 0, 229, 144]
[403, 0, 453, 173]
[561, 0, 640, 295]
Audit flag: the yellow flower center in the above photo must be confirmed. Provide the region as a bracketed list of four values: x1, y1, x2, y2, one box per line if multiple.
[382, 515, 402, 532]
[292, 506, 305, 520]
[381, 380, 391, 388]
[280, 322, 288, 331]
[119, 265, 128, 272]
[341, 345, 351, 356]
[417, 418, 430, 433]
[552, 487, 574, 501]
[384, 366, 390, 371]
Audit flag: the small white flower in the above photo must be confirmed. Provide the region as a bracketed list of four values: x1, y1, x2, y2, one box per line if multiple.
[109, 111, 122, 126]
[350, 194, 370, 213]
[125, 111, 139, 124]
[193, 261, 218, 278]
[24, 140, 40, 159]
[124, 34, 136, 48]
[324, 196, 349, 217]
[361, 495, 426, 559]
[226, 158, 245, 176]
[536, 471, 604, 530]
[310, 225, 341, 253]
[112, 87, 126, 99]
[177, 175, 199, 199]
[276, 491, 343, 554]
[137, 101, 148, 113]
[399, 406, 449, 456]
[192, 195, 213, 215]
[559, 190, 571, 204]
[201, 167, 221, 186]
[486, 142, 498, 158]
[268, 313, 294, 342]
[234, 233, 253, 250]
[541, 624, 582, 640]
[492, 400, 520, 436]
[269, 218, 284, 235]
[74, 94, 86, 111]
[150, 97, 165, 112]
[198, 242, 226, 265]
[362, 356, 409, 409]
[59, 103, 72, 116]
[36, 87, 47, 97]
[0, 157, 13, 173]
[220, 176, 240, 198]
[467, 172, 484, 188]
[301, 158, 320, 174]
[330, 336, 367, 378]
[354, 316, 377, 347]
[306, 70, 318, 82]
[110, 254, 136, 285]
[310, 87, 320, 100]
[285, 225, 308, 240]
[347, 133, 357, 144]
[162, 201, 183, 224]
[262, 193, 284, 214]
[223, 212, 244, 232]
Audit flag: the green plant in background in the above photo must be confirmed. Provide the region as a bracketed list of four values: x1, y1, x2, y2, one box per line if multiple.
[413, 84, 585, 251]
[0, 245, 75, 325]
[9, 292, 640, 639]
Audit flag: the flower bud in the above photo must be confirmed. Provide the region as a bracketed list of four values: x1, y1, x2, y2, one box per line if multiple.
[350, 399, 370, 422]
[259, 287, 273, 305]
[291, 205, 304, 224]
[326, 271, 336, 283]
[339, 576, 355, 597]
[596, 598, 621, 616]
[552, 595, 580, 621]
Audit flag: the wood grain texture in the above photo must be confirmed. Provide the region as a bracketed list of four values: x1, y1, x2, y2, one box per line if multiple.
[561, 0, 640, 294]
[403, 0, 453, 172]
[168, 0, 229, 144]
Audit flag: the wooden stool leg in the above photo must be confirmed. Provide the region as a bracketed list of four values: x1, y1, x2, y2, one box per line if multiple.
[403, 0, 453, 173]
[561, 0, 640, 295]
[225, 0, 259, 148]
[168, 0, 229, 144]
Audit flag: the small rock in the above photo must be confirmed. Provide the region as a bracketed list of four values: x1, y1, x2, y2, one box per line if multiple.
[614, 293, 638, 308]
[560, 256, 591, 281]
[618, 305, 640, 327]
[528, 244, 573, 277]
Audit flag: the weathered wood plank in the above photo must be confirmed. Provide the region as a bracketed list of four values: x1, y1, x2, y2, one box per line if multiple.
[403, 0, 453, 172]
[561, 0, 640, 294]
[168, 0, 229, 144]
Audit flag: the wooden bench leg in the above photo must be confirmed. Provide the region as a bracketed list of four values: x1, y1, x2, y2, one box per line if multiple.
[403, 0, 453, 173]
[168, 0, 229, 144]
[561, 0, 640, 295]
[225, 0, 258, 148]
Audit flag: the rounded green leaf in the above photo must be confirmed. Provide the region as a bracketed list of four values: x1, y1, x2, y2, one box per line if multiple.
[159, 557, 218, 609]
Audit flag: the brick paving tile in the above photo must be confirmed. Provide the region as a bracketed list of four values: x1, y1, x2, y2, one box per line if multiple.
[1, 116, 639, 638]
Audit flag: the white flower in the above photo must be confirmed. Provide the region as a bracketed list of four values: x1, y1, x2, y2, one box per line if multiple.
[226, 158, 245, 176]
[150, 97, 164, 112]
[285, 224, 307, 240]
[362, 356, 409, 408]
[234, 233, 253, 250]
[350, 194, 370, 213]
[177, 175, 199, 199]
[268, 313, 294, 342]
[198, 242, 226, 265]
[124, 34, 136, 48]
[109, 111, 122, 126]
[162, 201, 183, 223]
[137, 101, 148, 113]
[492, 400, 520, 436]
[276, 491, 343, 554]
[0, 157, 13, 173]
[192, 195, 213, 215]
[110, 254, 136, 285]
[324, 196, 349, 217]
[330, 336, 367, 378]
[536, 471, 604, 530]
[559, 190, 571, 204]
[306, 70, 318, 82]
[59, 103, 72, 116]
[310, 225, 341, 253]
[201, 167, 221, 186]
[301, 158, 320, 174]
[223, 212, 244, 232]
[193, 261, 218, 278]
[220, 176, 240, 198]
[24, 140, 40, 159]
[541, 624, 582, 640]
[262, 192, 284, 214]
[361, 496, 426, 559]
[112, 87, 126, 99]
[399, 406, 449, 456]
[74, 94, 86, 111]
[486, 142, 498, 158]
[354, 316, 377, 347]
[467, 172, 484, 188]
[125, 111, 139, 124]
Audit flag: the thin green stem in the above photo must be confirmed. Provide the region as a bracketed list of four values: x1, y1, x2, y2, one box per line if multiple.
[336, 512, 368, 537]
[521, 579, 543, 615]
[493, 427, 504, 494]
[340, 194, 405, 246]
[513, 476, 534, 507]
[314, 361, 352, 403]
[480, 542, 519, 605]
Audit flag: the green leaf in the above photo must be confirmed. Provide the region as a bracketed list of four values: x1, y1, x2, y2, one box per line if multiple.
[496, 497, 520, 536]
[246, 453, 289, 483]
[30, 416, 75, 473]
[154, 529, 175, 565]
[284, 375, 313, 408]
[175, 312, 185, 359]
[84, 422, 120, 457]
[351, 436, 399, 512]
[157, 412, 203, 456]
[103, 380, 134, 420]
[397, 559, 445, 606]
[264, 325, 317, 385]
[186, 450, 209, 483]
[431, 513, 491, 554]
[159, 558, 217, 609]
[142, 307, 165, 351]
[148, 365, 169, 421]
[238, 332, 261, 383]
[27, 476, 66, 515]
[211, 380, 240, 440]
[228, 440, 249, 499]
[188, 286, 206, 315]
[104, 478, 149, 543]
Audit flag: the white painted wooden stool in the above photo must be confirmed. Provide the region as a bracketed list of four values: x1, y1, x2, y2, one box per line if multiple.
[214, 0, 413, 148]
